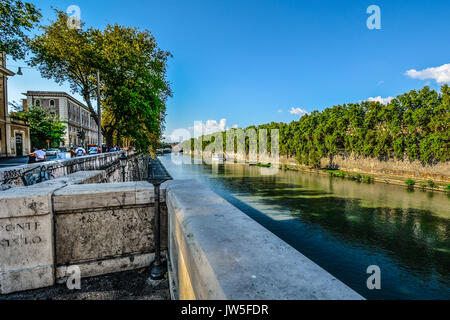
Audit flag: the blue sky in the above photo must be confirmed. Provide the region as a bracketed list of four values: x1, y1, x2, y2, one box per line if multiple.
[6, 0, 450, 141]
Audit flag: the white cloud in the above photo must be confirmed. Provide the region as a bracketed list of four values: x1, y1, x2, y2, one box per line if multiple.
[162, 134, 178, 143]
[367, 96, 394, 105]
[190, 119, 239, 138]
[278, 109, 283, 113]
[164, 119, 239, 142]
[405, 63, 450, 84]
[289, 107, 308, 116]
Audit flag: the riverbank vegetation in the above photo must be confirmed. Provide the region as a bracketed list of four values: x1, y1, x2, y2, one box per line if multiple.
[182, 85, 449, 167]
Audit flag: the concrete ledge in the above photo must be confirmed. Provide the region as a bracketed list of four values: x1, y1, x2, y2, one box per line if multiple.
[0, 151, 149, 189]
[0, 171, 108, 219]
[166, 180, 364, 300]
[0, 184, 56, 294]
[52, 182, 159, 265]
[0, 265, 54, 294]
[0, 186, 54, 218]
[56, 252, 155, 282]
[1, 179, 161, 295]
[52, 181, 154, 212]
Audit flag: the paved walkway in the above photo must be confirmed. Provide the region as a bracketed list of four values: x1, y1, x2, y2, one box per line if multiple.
[0, 268, 170, 300]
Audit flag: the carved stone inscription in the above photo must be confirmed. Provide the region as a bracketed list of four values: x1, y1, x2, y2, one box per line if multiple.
[0, 221, 43, 248]
[0, 215, 52, 272]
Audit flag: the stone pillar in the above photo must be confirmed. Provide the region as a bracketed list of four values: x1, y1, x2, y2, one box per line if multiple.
[0, 186, 55, 294]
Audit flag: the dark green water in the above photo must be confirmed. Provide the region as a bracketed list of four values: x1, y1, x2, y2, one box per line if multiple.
[160, 154, 450, 300]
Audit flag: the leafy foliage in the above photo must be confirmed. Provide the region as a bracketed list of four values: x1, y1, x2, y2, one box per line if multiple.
[0, 0, 41, 60]
[10, 107, 66, 149]
[28, 10, 100, 123]
[183, 85, 450, 165]
[94, 24, 171, 153]
[27, 10, 171, 152]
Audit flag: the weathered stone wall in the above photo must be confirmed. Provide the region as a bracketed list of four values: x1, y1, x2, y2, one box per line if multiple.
[52, 183, 167, 264]
[0, 171, 108, 294]
[184, 151, 450, 182]
[0, 151, 149, 189]
[0, 185, 55, 294]
[2, 176, 366, 299]
[318, 153, 449, 182]
[0, 180, 166, 294]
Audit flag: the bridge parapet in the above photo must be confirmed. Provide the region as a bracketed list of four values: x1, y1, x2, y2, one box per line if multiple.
[165, 179, 364, 300]
[0, 180, 165, 294]
[0, 151, 149, 190]
[1, 173, 364, 299]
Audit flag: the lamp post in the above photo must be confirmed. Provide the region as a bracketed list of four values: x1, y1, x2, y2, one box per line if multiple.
[148, 157, 172, 280]
[96, 70, 102, 149]
[119, 151, 128, 182]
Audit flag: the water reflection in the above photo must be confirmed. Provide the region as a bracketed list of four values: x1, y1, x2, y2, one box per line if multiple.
[161, 154, 450, 299]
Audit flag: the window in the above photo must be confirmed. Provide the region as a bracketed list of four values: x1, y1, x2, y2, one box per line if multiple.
[50, 100, 55, 108]
[35, 99, 41, 107]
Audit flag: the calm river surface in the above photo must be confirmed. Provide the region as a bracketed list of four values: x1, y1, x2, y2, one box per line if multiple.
[160, 154, 450, 300]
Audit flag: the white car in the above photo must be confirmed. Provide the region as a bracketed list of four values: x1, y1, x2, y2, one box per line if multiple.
[45, 149, 59, 156]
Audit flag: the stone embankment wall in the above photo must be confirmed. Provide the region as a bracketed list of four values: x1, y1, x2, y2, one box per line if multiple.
[2, 175, 363, 299]
[318, 153, 449, 182]
[0, 151, 149, 190]
[184, 151, 449, 182]
[0, 180, 166, 294]
[1, 152, 364, 299]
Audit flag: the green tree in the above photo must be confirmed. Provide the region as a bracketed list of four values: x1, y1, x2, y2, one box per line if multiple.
[28, 10, 100, 124]
[93, 24, 171, 152]
[28, 10, 171, 152]
[10, 106, 66, 149]
[185, 85, 449, 166]
[0, 0, 41, 61]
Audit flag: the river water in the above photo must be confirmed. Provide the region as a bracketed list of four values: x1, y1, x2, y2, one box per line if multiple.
[160, 154, 450, 300]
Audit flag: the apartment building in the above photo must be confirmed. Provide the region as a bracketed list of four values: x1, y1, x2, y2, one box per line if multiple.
[0, 53, 31, 157]
[23, 91, 99, 147]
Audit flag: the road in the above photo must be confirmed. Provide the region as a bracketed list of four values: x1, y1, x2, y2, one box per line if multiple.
[0, 156, 57, 169]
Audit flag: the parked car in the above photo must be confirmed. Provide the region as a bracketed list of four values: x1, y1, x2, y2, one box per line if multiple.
[88, 147, 98, 155]
[45, 148, 60, 156]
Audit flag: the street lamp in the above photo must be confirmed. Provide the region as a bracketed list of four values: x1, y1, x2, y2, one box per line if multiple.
[148, 157, 172, 280]
[119, 151, 128, 182]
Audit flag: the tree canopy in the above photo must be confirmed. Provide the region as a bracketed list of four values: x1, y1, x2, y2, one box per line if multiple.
[0, 0, 41, 61]
[10, 106, 66, 149]
[183, 85, 450, 166]
[28, 10, 99, 122]
[28, 10, 171, 152]
[94, 24, 171, 152]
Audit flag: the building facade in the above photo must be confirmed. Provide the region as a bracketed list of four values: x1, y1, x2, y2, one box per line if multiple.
[23, 91, 99, 148]
[0, 53, 31, 158]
